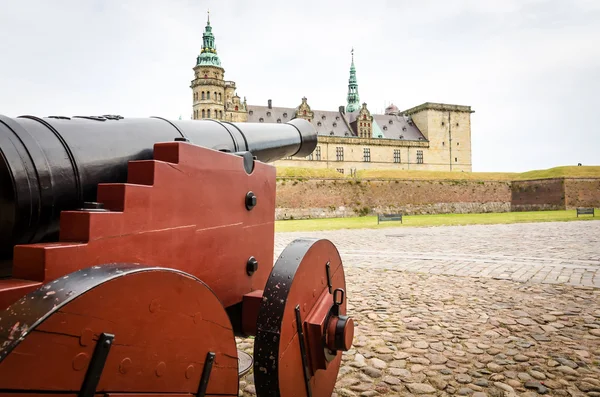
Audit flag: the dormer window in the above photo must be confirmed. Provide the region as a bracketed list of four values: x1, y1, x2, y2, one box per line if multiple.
[399, 135, 404, 139]
[336, 116, 340, 120]
[402, 126, 407, 131]
[249, 110, 254, 115]
[333, 122, 337, 127]
[267, 111, 271, 117]
[383, 126, 388, 131]
[283, 112, 288, 118]
[389, 120, 393, 124]
[321, 115, 326, 120]
[317, 121, 322, 126]
[345, 132, 349, 136]
[259, 118, 264, 122]
[277, 118, 282, 123]
[330, 131, 334, 136]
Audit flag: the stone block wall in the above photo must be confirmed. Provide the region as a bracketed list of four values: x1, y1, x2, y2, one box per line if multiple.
[275, 178, 511, 220]
[564, 178, 600, 209]
[275, 177, 599, 219]
[510, 179, 565, 211]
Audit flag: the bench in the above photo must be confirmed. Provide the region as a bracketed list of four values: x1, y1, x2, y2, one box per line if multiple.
[377, 213, 403, 224]
[576, 208, 595, 217]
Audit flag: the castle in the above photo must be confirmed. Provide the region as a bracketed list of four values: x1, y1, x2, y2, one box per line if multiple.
[190, 14, 474, 173]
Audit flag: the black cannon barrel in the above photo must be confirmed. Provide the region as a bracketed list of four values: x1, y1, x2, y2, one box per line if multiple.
[0, 114, 317, 259]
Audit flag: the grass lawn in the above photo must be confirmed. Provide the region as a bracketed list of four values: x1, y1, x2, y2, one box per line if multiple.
[275, 209, 598, 232]
[276, 165, 600, 181]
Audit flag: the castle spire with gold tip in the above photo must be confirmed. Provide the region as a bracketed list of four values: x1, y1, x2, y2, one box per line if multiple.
[346, 47, 360, 113]
[196, 10, 221, 67]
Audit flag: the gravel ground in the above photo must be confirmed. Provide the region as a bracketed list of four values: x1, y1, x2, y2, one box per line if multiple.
[237, 221, 600, 396]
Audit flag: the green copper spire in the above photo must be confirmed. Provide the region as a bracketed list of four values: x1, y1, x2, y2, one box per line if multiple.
[196, 10, 222, 67]
[346, 47, 360, 113]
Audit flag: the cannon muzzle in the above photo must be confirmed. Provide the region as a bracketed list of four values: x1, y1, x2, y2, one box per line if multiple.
[0, 114, 317, 259]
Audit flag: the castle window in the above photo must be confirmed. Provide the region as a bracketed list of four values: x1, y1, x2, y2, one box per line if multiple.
[218, 93, 222, 102]
[267, 111, 271, 117]
[277, 118, 281, 123]
[307, 153, 313, 160]
[202, 109, 205, 118]
[417, 150, 423, 164]
[441, 121, 445, 126]
[315, 146, 321, 160]
[456, 123, 459, 127]
[220, 110, 223, 119]
[394, 149, 400, 163]
[202, 91, 205, 100]
[363, 148, 371, 162]
[336, 147, 344, 161]
[303, 110, 307, 115]
[336, 168, 344, 174]
[207, 92, 210, 100]
[363, 115, 367, 120]
[455, 157, 458, 162]
[207, 109, 211, 118]
[442, 142, 445, 146]
[214, 92, 217, 100]
[283, 112, 288, 118]
[235, 105, 238, 111]
[333, 122, 337, 127]
[317, 121, 322, 126]
[457, 142, 460, 146]
[259, 117, 264, 122]
[204, 74, 208, 78]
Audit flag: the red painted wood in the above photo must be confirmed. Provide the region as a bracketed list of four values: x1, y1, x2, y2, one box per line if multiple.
[0, 269, 238, 395]
[0, 279, 41, 311]
[7, 142, 275, 309]
[241, 290, 263, 336]
[277, 240, 348, 397]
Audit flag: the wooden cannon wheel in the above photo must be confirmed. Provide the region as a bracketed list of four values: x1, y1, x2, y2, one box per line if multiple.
[0, 264, 239, 397]
[253, 238, 351, 397]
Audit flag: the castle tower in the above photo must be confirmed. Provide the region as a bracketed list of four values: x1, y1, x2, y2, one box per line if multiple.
[403, 103, 474, 172]
[190, 11, 247, 122]
[346, 48, 360, 113]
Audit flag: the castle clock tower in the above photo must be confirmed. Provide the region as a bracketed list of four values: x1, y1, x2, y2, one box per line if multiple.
[190, 11, 247, 122]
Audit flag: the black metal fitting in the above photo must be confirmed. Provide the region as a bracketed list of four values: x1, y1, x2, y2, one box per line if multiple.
[245, 191, 257, 210]
[246, 256, 258, 276]
[174, 137, 190, 142]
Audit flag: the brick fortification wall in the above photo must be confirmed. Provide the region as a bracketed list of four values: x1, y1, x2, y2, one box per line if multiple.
[275, 177, 600, 219]
[276, 179, 511, 220]
[510, 179, 565, 211]
[565, 178, 600, 209]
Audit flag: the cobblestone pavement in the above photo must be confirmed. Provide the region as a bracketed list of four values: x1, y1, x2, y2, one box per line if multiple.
[237, 221, 600, 396]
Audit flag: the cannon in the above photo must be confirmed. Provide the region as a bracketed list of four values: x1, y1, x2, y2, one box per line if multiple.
[0, 114, 354, 397]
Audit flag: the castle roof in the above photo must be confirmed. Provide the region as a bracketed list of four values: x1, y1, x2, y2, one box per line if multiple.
[246, 102, 426, 141]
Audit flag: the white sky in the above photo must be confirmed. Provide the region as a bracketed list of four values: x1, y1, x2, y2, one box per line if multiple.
[1, 0, 599, 172]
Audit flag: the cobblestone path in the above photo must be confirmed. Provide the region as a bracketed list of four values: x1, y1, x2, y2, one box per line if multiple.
[238, 221, 600, 396]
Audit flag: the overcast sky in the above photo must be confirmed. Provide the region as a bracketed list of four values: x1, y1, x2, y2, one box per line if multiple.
[1, 0, 598, 172]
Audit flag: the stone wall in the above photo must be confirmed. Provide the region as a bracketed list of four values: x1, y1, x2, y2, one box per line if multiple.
[275, 177, 600, 219]
[565, 178, 600, 209]
[510, 179, 565, 211]
[275, 178, 511, 219]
